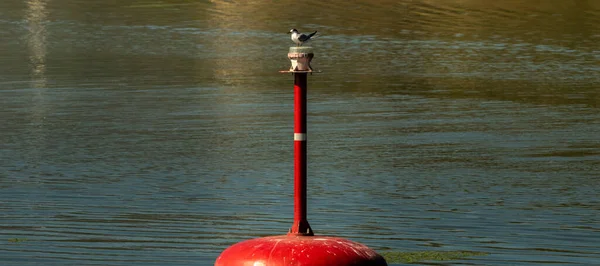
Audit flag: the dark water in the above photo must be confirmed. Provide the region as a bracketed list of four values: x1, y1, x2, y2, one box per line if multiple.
[1, 0, 599, 265]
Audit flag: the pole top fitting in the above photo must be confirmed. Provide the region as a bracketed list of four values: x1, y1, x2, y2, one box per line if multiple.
[280, 46, 318, 73]
[289, 46, 313, 54]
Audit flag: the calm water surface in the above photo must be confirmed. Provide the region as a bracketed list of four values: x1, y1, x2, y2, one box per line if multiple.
[1, 0, 599, 265]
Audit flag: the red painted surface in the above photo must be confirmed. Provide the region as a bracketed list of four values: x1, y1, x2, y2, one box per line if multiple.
[290, 73, 313, 236]
[294, 73, 307, 135]
[214, 235, 388, 266]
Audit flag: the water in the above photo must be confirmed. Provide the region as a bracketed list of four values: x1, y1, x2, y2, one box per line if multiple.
[1, 0, 599, 265]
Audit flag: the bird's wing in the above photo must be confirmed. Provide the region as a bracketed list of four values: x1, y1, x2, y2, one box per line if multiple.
[298, 31, 317, 41]
[297, 34, 311, 42]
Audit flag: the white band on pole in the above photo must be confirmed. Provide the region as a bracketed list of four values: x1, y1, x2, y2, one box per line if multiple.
[294, 133, 307, 141]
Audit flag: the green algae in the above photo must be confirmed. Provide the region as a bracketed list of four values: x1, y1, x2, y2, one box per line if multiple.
[381, 250, 488, 264]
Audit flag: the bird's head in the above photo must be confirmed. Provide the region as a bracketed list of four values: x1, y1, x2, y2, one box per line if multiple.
[288, 28, 298, 34]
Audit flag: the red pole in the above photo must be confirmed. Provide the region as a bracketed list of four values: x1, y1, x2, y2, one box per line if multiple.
[288, 72, 313, 236]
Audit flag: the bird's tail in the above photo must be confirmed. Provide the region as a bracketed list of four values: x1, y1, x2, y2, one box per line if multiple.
[308, 31, 317, 38]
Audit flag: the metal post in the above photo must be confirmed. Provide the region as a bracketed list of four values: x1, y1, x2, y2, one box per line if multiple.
[288, 72, 313, 236]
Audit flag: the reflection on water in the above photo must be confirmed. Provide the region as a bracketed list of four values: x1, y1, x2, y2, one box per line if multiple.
[1, 0, 599, 265]
[27, 0, 47, 82]
[24, 0, 49, 173]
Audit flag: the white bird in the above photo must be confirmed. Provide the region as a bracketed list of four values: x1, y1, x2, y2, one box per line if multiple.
[289, 28, 317, 46]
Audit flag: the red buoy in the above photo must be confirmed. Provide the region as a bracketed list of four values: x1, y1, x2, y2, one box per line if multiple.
[215, 46, 387, 266]
[215, 236, 386, 266]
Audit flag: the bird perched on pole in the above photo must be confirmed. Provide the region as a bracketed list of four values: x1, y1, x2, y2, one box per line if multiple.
[289, 28, 317, 46]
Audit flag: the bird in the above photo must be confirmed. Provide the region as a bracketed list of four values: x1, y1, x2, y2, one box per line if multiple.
[289, 28, 317, 46]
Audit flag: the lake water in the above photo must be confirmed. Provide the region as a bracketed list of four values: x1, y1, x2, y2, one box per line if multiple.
[1, 0, 599, 265]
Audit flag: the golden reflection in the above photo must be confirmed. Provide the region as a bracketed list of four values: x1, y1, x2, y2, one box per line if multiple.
[205, 0, 251, 144]
[26, 0, 50, 163]
[27, 0, 48, 89]
[207, 1, 270, 88]
[204, 1, 284, 153]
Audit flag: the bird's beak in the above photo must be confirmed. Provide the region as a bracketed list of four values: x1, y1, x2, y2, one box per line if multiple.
[287, 32, 291, 34]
